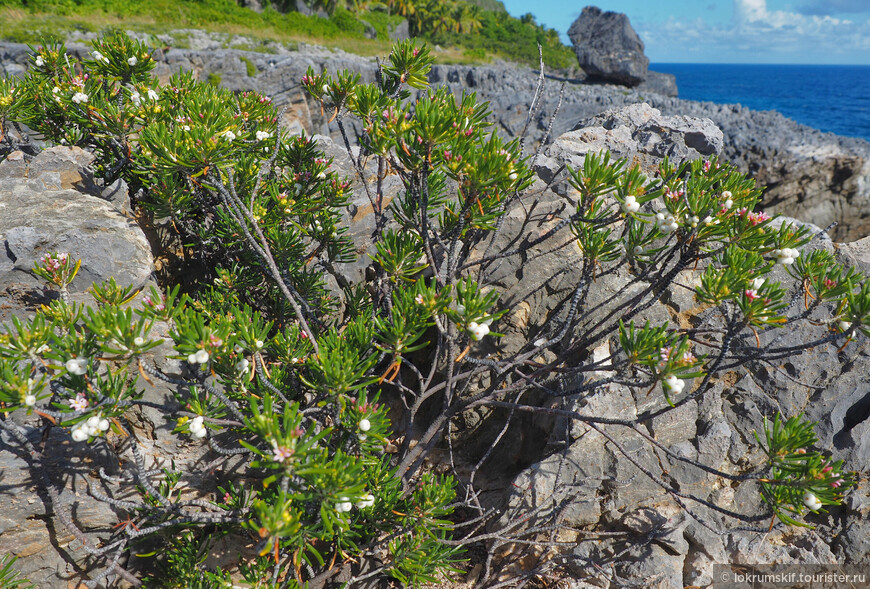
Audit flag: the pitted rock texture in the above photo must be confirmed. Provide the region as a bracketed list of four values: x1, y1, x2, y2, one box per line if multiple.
[0, 147, 154, 325]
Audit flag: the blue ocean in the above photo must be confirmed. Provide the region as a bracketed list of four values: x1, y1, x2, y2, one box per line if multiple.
[651, 63, 870, 143]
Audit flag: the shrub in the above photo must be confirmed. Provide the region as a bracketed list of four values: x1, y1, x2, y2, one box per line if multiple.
[0, 33, 860, 587]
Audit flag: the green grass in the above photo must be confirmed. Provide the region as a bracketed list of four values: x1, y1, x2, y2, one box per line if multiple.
[0, 0, 577, 69]
[239, 54, 257, 75]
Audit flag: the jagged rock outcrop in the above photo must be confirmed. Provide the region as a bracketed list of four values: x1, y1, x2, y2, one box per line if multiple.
[534, 102, 723, 188]
[485, 105, 870, 585]
[567, 5, 649, 87]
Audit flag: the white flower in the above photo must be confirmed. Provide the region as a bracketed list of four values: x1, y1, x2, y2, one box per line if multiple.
[127, 56, 138, 66]
[24, 394, 37, 407]
[255, 130, 271, 141]
[66, 357, 88, 375]
[147, 88, 159, 101]
[656, 211, 679, 234]
[71, 426, 89, 442]
[689, 215, 700, 228]
[52, 86, 60, 94]
[255, 340, 264, 349]
[92, 50, 109, 64]
[621, 195, 640, 214]
[236, 358, 250, 372]
[35, 56, 45, 67]
[803, 491, 822, 512]
[134, 336, 145, 347]
[509, 172, 518, 181]
[195, 349, 210, 364]
[773, 247, 800, 266]
[721, 190, 732, 200]
[359, 419, 371, 432]
[316, 171, 326, 180]
[223, 130, 236, 142]
[752, 277, 765, 290]
[632, 245, 645, 256]
[130, 90, 141, 106]
[37, 344, 51, 354]
[702, 215, 716, 225]
[724, 199, 734, 210]
[189, 416, 207, 438]
[336, 497, 352, 512]
[663, 375, 685, 394]
[322, 84, 330, 94]
[839, 320, 852, 332]
[467, 321, 490, 341]
[356, 494, 375, 509]
[71, 92, 89, 105]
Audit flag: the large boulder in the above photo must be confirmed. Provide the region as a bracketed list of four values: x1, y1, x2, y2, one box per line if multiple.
[0, 147, 154, 325]
[568, 5, 649, 87]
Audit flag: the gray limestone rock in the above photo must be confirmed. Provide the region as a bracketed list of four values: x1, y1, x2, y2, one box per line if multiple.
[568, 6, 649, 87]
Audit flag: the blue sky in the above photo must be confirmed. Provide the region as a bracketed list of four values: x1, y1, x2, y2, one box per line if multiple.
[500, 0, 870, 64]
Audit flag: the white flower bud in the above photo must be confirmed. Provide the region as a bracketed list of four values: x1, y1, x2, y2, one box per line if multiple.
[802, 492, 822, 512]
[127, 56, 138, 66]
[223, 130, 236, 142]
[752, 277, 765, 290]
[467, 321, 490, 341]
[24, 394, 37, 407]
[359, 419, 371, 432]
[357, 494, 375, 509]
[236, 358, 250, 372]
[98, 418, 111, 431]
[65, 358, 88, 375]
[87, 415, 101, 428]
[724, 199, 733, 210]
[663, 375, 685, 393]
[147, 88, 159, 101]
[71, 92, 89, 104]
[35, 56, 45, 67]
[71, 427, 88, 442]
[839, 320, 852, 332]
[621, 196, 640, 214]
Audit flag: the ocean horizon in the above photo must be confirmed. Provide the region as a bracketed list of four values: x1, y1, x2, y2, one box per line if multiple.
[651, 63, 870, 143]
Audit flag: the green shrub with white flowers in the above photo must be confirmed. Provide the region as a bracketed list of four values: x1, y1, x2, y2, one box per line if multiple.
[0, 32, 862, 587]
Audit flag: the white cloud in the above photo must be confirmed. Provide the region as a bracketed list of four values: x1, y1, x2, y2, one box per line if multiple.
[638, 0, 870, 63]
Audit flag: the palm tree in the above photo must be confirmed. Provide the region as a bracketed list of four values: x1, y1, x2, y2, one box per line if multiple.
[459, 3, 482, 34]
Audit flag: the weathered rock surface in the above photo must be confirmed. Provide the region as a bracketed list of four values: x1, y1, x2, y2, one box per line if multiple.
[0, 147, 154, 325]
[567, 5, 649, 87]
[3, 39, 866, 240]
[3, 35, 870, 587]
[484, 106, 870, 586]
[535, 102, 723, 189]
